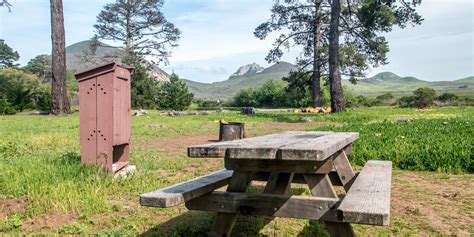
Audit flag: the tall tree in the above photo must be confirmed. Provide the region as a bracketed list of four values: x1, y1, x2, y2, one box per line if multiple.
[50, 0, 71, 115]
[94, 0, 180, 65]
[0, 40, 19, 68]
[327, 0, 422, 112]
[255, 0, 328, 107]
[328, 0, 344, 112]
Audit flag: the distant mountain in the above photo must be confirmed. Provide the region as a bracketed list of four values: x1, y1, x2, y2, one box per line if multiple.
[65, 40, 170, 81]
[230, 63, 264, 78]
[184, 65, 473, 99]
[343, 72, 474, 96]
[183, 61, 296, 99]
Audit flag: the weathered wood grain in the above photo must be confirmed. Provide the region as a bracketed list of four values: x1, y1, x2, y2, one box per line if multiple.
[188, 132, 318, 158]
[224, 158, 332, 174]
[139, 169, 232, 207]
[333, 150, 356, 191]
[338, 160, 392, 226]
[277, 133, 359, 160]
[185, 192, 341, 222]
[188, 131, 359, 161]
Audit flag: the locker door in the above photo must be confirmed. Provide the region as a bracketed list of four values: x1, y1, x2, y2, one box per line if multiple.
[96, 73, 114, 171]
[79, 77, 97, 165]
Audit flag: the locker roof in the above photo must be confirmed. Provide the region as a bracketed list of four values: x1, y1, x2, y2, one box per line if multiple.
[75, 62, 134, 82]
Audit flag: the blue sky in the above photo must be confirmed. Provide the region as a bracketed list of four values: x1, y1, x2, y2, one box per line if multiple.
[1, 0, 473, 83]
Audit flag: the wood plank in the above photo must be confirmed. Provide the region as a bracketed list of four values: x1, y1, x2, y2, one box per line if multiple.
[209, 171, 253, 236]
[188, 131, 334, 158]
[187, 132, 302, 158]
[252, 172, 344, 186]
[226, 132, 335, 159]
[186, 192, 341, 222]
[139, 169, 233, 207]
[225, 158, 332, 174]
[333, 150, 357, 191]
[277, 132, 359, 161]
[338, 160, 392, 226]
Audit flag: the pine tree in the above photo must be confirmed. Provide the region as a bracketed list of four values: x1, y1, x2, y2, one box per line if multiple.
[94, 0, 180, 64]
[158, 74, 193, 111]
[0, 40, 19, 68]
[255, 0, 327, 107]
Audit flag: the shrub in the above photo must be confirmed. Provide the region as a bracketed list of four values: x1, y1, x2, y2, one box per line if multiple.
[438, 93, 458, 102]
[36, 87, 52, 111]
[254, 80, 287, 108]
[376, 93, 395, 105]
[413, 87, 436, 108]
[195, 99, 222, 108]
[398, 95, 416, 108]
[376, 93, 394, 101]
[0, 97, 16, 115]
[0, 68, 42, 112]
[233, 88, 258, 107]
[232, 80, 289, 108]
[398, 87, 437, 108]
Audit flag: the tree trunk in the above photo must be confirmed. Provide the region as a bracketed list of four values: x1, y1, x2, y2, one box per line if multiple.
[311, 0, 322, 107]
[328, 0, 345, 112]
[50, 0, 70, 115]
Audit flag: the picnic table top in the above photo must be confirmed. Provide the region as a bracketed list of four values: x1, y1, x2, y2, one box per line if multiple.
[188, 131, 359, 161]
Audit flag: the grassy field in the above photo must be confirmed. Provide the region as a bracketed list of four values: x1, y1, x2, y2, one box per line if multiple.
[0, 107, 473, 236]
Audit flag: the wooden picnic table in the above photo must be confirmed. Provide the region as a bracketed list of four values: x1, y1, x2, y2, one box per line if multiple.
[140, 131, 392, 237]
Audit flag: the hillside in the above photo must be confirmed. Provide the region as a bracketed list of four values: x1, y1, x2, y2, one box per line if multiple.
[184, 67, 474, 99]
[343, 72, 474, 96]
[65, 40, 170, 81]
[184, 61, 296, 99]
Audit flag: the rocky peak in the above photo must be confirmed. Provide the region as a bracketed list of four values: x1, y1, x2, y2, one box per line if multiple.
[230, 63, 264, 78]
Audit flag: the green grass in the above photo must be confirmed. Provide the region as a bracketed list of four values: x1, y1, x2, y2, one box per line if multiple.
[0, 106, 473, 235]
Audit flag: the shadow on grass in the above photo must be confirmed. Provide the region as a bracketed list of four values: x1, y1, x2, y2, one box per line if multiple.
[140, 210, 278, 237]
[298, 220, 330, 237]
[139, 188, 328, 236]
[140, 211, 212, 237]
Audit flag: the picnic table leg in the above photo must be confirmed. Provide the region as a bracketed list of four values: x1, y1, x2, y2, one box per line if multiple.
[263, 172, 294, 194]
[304, 174, 355, 237]
[209, 171, 253, 237]
[332, 149, 356, 191]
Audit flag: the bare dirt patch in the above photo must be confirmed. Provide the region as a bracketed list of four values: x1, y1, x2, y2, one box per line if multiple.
[389, 171, 473, 236]
[21, 213, 78, 230]
[0, 196, 28, 219]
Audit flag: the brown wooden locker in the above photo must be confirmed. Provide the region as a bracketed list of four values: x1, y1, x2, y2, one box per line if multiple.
[75, 62, 134, 173]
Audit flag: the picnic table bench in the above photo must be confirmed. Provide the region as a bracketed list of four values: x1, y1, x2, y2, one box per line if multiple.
[140, 131, 392, 236]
